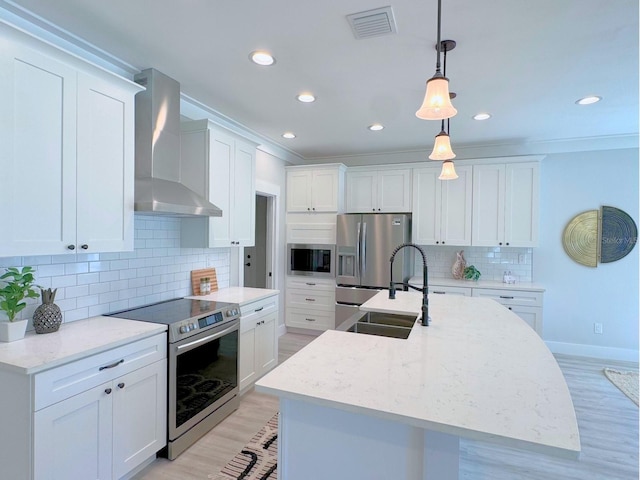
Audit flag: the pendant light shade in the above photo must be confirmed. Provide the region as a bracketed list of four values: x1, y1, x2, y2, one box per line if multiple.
[416, 75, 457, 120]
[439, 160, 458, 180]
[429, 125, 456, 160]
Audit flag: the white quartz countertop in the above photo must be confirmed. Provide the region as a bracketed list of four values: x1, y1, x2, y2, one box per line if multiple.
[187, 286, 279, 305]
[0, 317, 166, 375]
[410, 276, 546, 291]
[256, 290, 579, 457]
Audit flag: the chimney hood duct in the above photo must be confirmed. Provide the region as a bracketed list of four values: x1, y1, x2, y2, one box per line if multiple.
[134, 68, 222, 217]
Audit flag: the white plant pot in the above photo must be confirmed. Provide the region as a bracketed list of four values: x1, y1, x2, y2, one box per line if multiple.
[0, 319, 28, 342]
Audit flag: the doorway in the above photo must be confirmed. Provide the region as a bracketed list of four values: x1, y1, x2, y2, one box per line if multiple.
[243, 187, 278, 289]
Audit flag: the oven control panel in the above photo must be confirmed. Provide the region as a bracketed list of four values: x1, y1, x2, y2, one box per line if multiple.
[172, 306, 240, 340]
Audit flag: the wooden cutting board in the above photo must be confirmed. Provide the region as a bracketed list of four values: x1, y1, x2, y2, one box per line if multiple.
[190, 268, 218, 295]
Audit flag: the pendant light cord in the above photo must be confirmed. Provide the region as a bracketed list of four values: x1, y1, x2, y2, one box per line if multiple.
[435, 0, 442, 74]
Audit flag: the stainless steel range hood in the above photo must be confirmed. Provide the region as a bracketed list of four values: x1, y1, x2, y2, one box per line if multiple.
[134, 68, 222, 217]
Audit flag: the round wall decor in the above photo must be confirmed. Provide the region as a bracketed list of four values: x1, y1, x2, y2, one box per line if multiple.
[562, 205, 637, 267]
[600, 206, 638, 263]
[562, 210, 599, 267]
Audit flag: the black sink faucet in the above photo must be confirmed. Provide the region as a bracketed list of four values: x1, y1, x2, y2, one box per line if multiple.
[389, 243, 429, 326]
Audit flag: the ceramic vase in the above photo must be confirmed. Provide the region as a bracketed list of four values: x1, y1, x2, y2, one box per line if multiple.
[33, 288, 62, 334]
[452, 250, 466, 280]
[0, 319, 28, 342]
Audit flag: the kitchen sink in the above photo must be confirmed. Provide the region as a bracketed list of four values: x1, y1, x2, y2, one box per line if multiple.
[343, 312, 416, 339]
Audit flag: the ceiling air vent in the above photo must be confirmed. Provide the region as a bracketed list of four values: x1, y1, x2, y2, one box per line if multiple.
[346, 6, 397, 39]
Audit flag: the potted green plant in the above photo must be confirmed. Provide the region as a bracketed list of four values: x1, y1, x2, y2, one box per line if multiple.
[463, 265, 482, 281]
[0, 266, 40, 342]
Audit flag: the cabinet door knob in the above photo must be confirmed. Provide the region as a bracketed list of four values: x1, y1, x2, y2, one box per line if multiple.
[307, 207, 311, 211]
[435, 241, 439, 244]
[105, 388, 112, 395]
[80, 244, 89, 250]
[498, 242, 503, 246]
[312, 207, 316, 211]
[245, 262, 251, 267]
[442, 241, 445, 245]
[117, 382, 125, 389]
[372, 209, 376, 212]
[506, 242, 510, 246]
[67, 244, 75, 250]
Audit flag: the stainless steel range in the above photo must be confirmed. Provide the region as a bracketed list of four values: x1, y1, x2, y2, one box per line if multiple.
[107, 298, 241, 459]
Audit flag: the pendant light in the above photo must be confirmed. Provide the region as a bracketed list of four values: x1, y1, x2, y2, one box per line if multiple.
[439, 160, 458, 180]
[415, 0, 457, 120]
[429, 40, 456, 161]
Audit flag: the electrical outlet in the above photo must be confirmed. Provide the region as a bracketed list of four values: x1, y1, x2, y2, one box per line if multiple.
[594, 323, 603, 334]
[518, 254, 526, 264]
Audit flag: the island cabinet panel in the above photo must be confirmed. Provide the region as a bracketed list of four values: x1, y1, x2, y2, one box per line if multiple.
[239, 294, 279, 391]
[180, 120, 257, 248]
[0, 29, 139, 258]
[346, 168, 411, 213]
[286, 164, 346, 213]
[412, 165, 472, 246]
[472, 162, 540, 247]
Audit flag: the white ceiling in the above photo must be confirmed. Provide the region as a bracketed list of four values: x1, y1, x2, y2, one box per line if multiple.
[3, 0, 638, 161]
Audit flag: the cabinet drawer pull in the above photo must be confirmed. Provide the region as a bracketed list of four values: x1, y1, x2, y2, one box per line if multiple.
[305, 298, 316, 302]
[99, 359, 124, 371]
[433, 291, 446, 294]
[305, 318, 316, 322]
[105, 388, 112, 395]
[305, 282, 316, 286]
[254, 307, 264, 312]
[499, 296, 514, 299]
[117, 382, 125, 389]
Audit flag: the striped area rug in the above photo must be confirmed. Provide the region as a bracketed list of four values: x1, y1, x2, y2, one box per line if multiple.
[603, 368, 639, 406]
[213, 413, 278, 480]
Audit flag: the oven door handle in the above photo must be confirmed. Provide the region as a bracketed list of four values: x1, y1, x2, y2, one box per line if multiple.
[175, 323, 238, 354]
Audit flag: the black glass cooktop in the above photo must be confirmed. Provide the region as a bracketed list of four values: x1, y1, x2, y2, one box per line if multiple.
[106, 298, 236, 325]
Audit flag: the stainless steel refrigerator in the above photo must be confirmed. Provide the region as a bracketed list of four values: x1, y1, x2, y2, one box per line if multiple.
[335, 213, 412, 326]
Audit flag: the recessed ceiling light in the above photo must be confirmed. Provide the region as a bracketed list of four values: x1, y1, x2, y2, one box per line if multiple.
[575, 95, 602, 105]
[297, 93, 316, 103]
[249, 50, 275, 66]
[368, 124, 384, 131]
[473, 113, 491, 121]
[282, 132, 296, 139]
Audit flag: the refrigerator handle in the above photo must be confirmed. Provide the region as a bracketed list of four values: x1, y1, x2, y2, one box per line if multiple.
[361, 222, 367, 277]
[356, 222, 361, 278]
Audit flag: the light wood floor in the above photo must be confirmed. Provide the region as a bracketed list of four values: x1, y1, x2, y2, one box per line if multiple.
[134, 333, 638, 480]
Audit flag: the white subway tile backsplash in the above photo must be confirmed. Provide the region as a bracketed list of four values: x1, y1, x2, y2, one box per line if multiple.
[2, 215, 231, 326]
[415, 245, 534, 283]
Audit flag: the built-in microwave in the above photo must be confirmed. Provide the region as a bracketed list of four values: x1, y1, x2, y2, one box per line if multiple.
[287, 244, 335, 278]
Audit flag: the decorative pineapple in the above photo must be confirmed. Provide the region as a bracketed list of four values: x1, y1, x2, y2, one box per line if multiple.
[32, 288, 62, 334]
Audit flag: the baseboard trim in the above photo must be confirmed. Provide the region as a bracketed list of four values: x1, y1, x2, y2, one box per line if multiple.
[545, 340, 639, 363]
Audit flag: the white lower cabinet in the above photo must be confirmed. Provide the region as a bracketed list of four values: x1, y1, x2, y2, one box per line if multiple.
[239, 295, 279, 391]
[285, 277, 336, 331]
[7, 332, 167, 480]
[471, 288, 543, 335]
[428, 285, 472, 296]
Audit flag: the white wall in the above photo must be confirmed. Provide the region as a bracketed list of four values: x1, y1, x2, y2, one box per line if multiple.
[537, 148, 638, 360]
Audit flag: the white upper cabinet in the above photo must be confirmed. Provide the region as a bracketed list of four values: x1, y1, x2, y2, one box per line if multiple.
[346, 168, 411, 213]
[180, 119, 257, 247]
[472, 162, 540, 247]
[412, 165, 472, 246]
[286, 164, 346, 213]
[0, 26, 140, 257]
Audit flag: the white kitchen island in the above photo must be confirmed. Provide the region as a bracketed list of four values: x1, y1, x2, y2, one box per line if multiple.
[255, 291, 580, 480]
